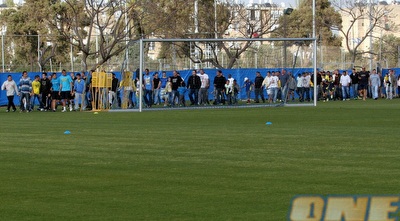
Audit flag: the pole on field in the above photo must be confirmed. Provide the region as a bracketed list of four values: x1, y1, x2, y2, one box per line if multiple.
[313, 0, 317, 106]
[139, 38, 144, 112]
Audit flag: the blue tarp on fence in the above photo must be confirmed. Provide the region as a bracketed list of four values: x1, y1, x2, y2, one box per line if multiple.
[1, 68, 398, 106]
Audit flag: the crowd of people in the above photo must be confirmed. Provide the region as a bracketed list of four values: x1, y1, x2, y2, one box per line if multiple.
[1, 67, 399, 112]
[1, 70, 93, 112]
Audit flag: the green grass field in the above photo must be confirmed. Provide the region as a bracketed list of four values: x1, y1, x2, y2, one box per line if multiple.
[0, 100, 399, 220]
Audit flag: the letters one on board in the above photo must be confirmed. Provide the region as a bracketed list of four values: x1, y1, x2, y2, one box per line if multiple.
[288, 195, 400, 221]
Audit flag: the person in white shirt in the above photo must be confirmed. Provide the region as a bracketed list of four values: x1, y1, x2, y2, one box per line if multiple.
[301, 72, 311, 102]
[296, 73, 303, 102]
[267, 72, 280, 103]
[262, 71, 272, 102]
[340, 71, 351, 100]
[197, 69, 209, 105]
[1, 75, 19, 112]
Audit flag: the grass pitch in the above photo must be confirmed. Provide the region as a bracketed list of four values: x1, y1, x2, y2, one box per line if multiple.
[0, 100, 399, 220]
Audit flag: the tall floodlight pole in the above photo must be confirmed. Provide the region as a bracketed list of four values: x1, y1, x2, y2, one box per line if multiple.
[312, 0, 317, 106]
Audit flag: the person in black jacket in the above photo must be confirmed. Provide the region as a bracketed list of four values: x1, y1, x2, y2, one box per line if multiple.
[170, 70, 183, 106]
[213, 70, 227, 105]
[187, 70, 201, 105]
[254, 71, 265, 103]
[40, 72, 52, 110]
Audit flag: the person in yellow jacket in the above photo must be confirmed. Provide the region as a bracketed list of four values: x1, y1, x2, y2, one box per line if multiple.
[31, 75, 44, 111]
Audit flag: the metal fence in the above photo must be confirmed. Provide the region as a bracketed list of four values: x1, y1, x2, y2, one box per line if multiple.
[0, 34, 394, 73]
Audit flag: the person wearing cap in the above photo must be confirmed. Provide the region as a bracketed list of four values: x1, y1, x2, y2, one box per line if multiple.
[242, 77, 253, 104]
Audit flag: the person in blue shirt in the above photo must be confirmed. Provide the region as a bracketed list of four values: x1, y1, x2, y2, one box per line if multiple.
[73, 73, 86, 111]
[59, 69, 73, 112]
[177, 81, 187, 107]
[50, 73, 60, 112]
[242, 77, 254, 104]
[143, 68, 152, 108]
[159, 71, 168, 104]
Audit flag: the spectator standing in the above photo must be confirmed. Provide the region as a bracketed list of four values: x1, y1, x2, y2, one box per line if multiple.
[301, 72, 311, 102]
[1, 75, 18, 112]
[232, 79, 240, 105]
[143, 69, 152, 108]
[170, 70, 182, 107]
[187, 70, 201, 105]
[74, 73, 86, 110]
[262, 71, 272, 102]
[340, 71, 351, 100]
[254, 71, 265, 103]
[268, 72, 279, 103]
[243, 77, 253, 104]
[31, 75, 44, 110]
[350, 68, 359, 99]
[213, 70, 226, 105]
[296, 73, 303, 102]
[160, 71, 168, 104]
[152, 72, 161, 105]
[397, 75, 400, 97]
[19, 71, 32, 112]
[178, 81, 187, 107]
[385, 69, 396, 100]
[369, 69, 381, 100]
[287, 73, 296, 102]
[40, 72, 51, 110]
[198, 69, 209, 105]
[50, 73, 60, 112]
[59, 69, 74, 112]
[279, 69, 289, 102]
[358, 67, 370, 101]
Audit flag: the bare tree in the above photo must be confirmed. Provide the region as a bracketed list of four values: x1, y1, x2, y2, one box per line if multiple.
[154, 1, 280, 69]
[51, 0, 149, 71]
[190, 2, 280, 69]
[332, 0, 396, 67]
